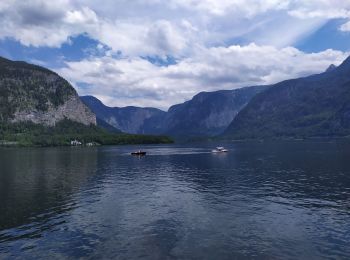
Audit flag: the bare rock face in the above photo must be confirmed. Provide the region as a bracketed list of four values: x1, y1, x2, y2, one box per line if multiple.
[160, 86, 269, 137]
[104, 108, 161, 134]
[12, 95, 96, 126]
[0, 56, 96, 126]
[81, 95, 165, 134]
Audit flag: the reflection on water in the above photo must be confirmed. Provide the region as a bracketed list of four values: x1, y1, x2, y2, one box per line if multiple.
[0, 141, 350, 259]
[0, 148, 99, 239]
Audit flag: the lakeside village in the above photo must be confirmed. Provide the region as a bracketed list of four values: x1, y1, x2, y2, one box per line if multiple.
[70, 140, 100, 147]
[0, 139, 100, 147]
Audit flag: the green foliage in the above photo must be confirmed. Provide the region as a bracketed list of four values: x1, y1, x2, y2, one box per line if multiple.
[0, 119, 173, 147]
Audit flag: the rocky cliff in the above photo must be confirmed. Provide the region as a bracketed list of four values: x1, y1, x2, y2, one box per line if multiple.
[81, 96, 165, 134]
[161, 86, 268, 137]
[82, 85, 267, 137]
[0, 57, 96, 126]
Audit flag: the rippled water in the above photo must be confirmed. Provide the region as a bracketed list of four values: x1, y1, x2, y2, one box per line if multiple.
[1, 141, 350, 259]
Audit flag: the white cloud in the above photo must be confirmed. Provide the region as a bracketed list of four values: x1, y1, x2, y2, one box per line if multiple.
[64, 7, 98, 24]
[1, 0, 350, 110]
[96, 20, 190, 57]
[288, 0, 350, 19]
[168, 0, 289, 16]
[340, 21, 350, 32]
[57, 44, 348, 110]
[1, 0, 350, 52]
[286, 0, 350, 31]
[0, 0, 99, 47]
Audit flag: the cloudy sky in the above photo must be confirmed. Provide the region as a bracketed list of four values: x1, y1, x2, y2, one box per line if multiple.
[0, 0, 350, 110]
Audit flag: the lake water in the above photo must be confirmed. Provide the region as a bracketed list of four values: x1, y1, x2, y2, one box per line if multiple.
[0, 141, 350, 259]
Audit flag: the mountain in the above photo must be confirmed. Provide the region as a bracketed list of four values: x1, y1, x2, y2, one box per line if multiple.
[0, 57, 173, 146]
[160, 86, 268, 137]
[96, 118, 122, 133]
[82, 85, 268, 138]
[0, 56, 96, 126]
[326, 64, 337, 72]
[80, 95, 166, 134]
[223, 56, 350, 139]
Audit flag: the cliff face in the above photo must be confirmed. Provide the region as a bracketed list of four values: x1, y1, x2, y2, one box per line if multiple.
[108, 106, 166, 134]
[0, 57, 96, 126]
[12, 95, 96, 126]
[82, 85, 268, 137]
[81, 95, 165, 134]
[161, 86, 268, 137]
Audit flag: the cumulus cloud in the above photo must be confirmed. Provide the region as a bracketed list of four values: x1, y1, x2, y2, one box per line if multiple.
[1, 0, 350, 109]
[0, 0, 99, 47]
[57, 44, 348, 109]
[96, 20, 190, 57]
[1, 0, 350, 52]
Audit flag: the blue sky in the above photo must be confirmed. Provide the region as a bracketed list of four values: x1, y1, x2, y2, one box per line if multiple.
[0, 0, 349, 109]
[296, 19, 350, 52]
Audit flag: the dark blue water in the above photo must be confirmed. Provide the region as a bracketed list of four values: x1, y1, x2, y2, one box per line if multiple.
[0, 141, 350, 259]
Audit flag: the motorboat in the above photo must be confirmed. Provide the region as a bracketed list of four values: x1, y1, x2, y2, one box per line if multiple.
[211, 147, 228, 153]
[131, 150, 146, 156]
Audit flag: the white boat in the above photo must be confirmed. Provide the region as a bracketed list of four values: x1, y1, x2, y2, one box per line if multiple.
[211, 147, 228, 153]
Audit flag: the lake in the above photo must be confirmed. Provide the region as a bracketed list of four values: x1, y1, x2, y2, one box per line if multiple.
[0, 141, 350, 259]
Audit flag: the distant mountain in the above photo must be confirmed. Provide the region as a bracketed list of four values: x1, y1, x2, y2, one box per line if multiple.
[161, 86, 268, 137]
[96, 118, 122, 133]
[223, 56, 350, 139]
[82, 85, 268, 137]
[326, 64, 337, 72]
[81, 96, 166, 134]
[0, 56, 96, 126]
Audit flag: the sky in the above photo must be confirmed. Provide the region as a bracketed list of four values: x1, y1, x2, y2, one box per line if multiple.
[0, 0, 350, 110]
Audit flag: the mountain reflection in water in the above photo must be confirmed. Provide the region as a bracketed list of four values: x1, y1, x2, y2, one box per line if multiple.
[0, 141, 350, 259]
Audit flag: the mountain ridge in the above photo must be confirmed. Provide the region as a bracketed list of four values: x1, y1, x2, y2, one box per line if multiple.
[161, 86, 269, 137]
[223, 55, 350, 139]
[82, 85, 268, 137]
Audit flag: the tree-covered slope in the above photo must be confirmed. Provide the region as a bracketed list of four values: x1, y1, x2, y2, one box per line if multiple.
[0, 119, 173, 147]
[223, 56, 350, 139]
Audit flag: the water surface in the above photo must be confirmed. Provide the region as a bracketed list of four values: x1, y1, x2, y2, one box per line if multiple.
[0, 141, 350, 259]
